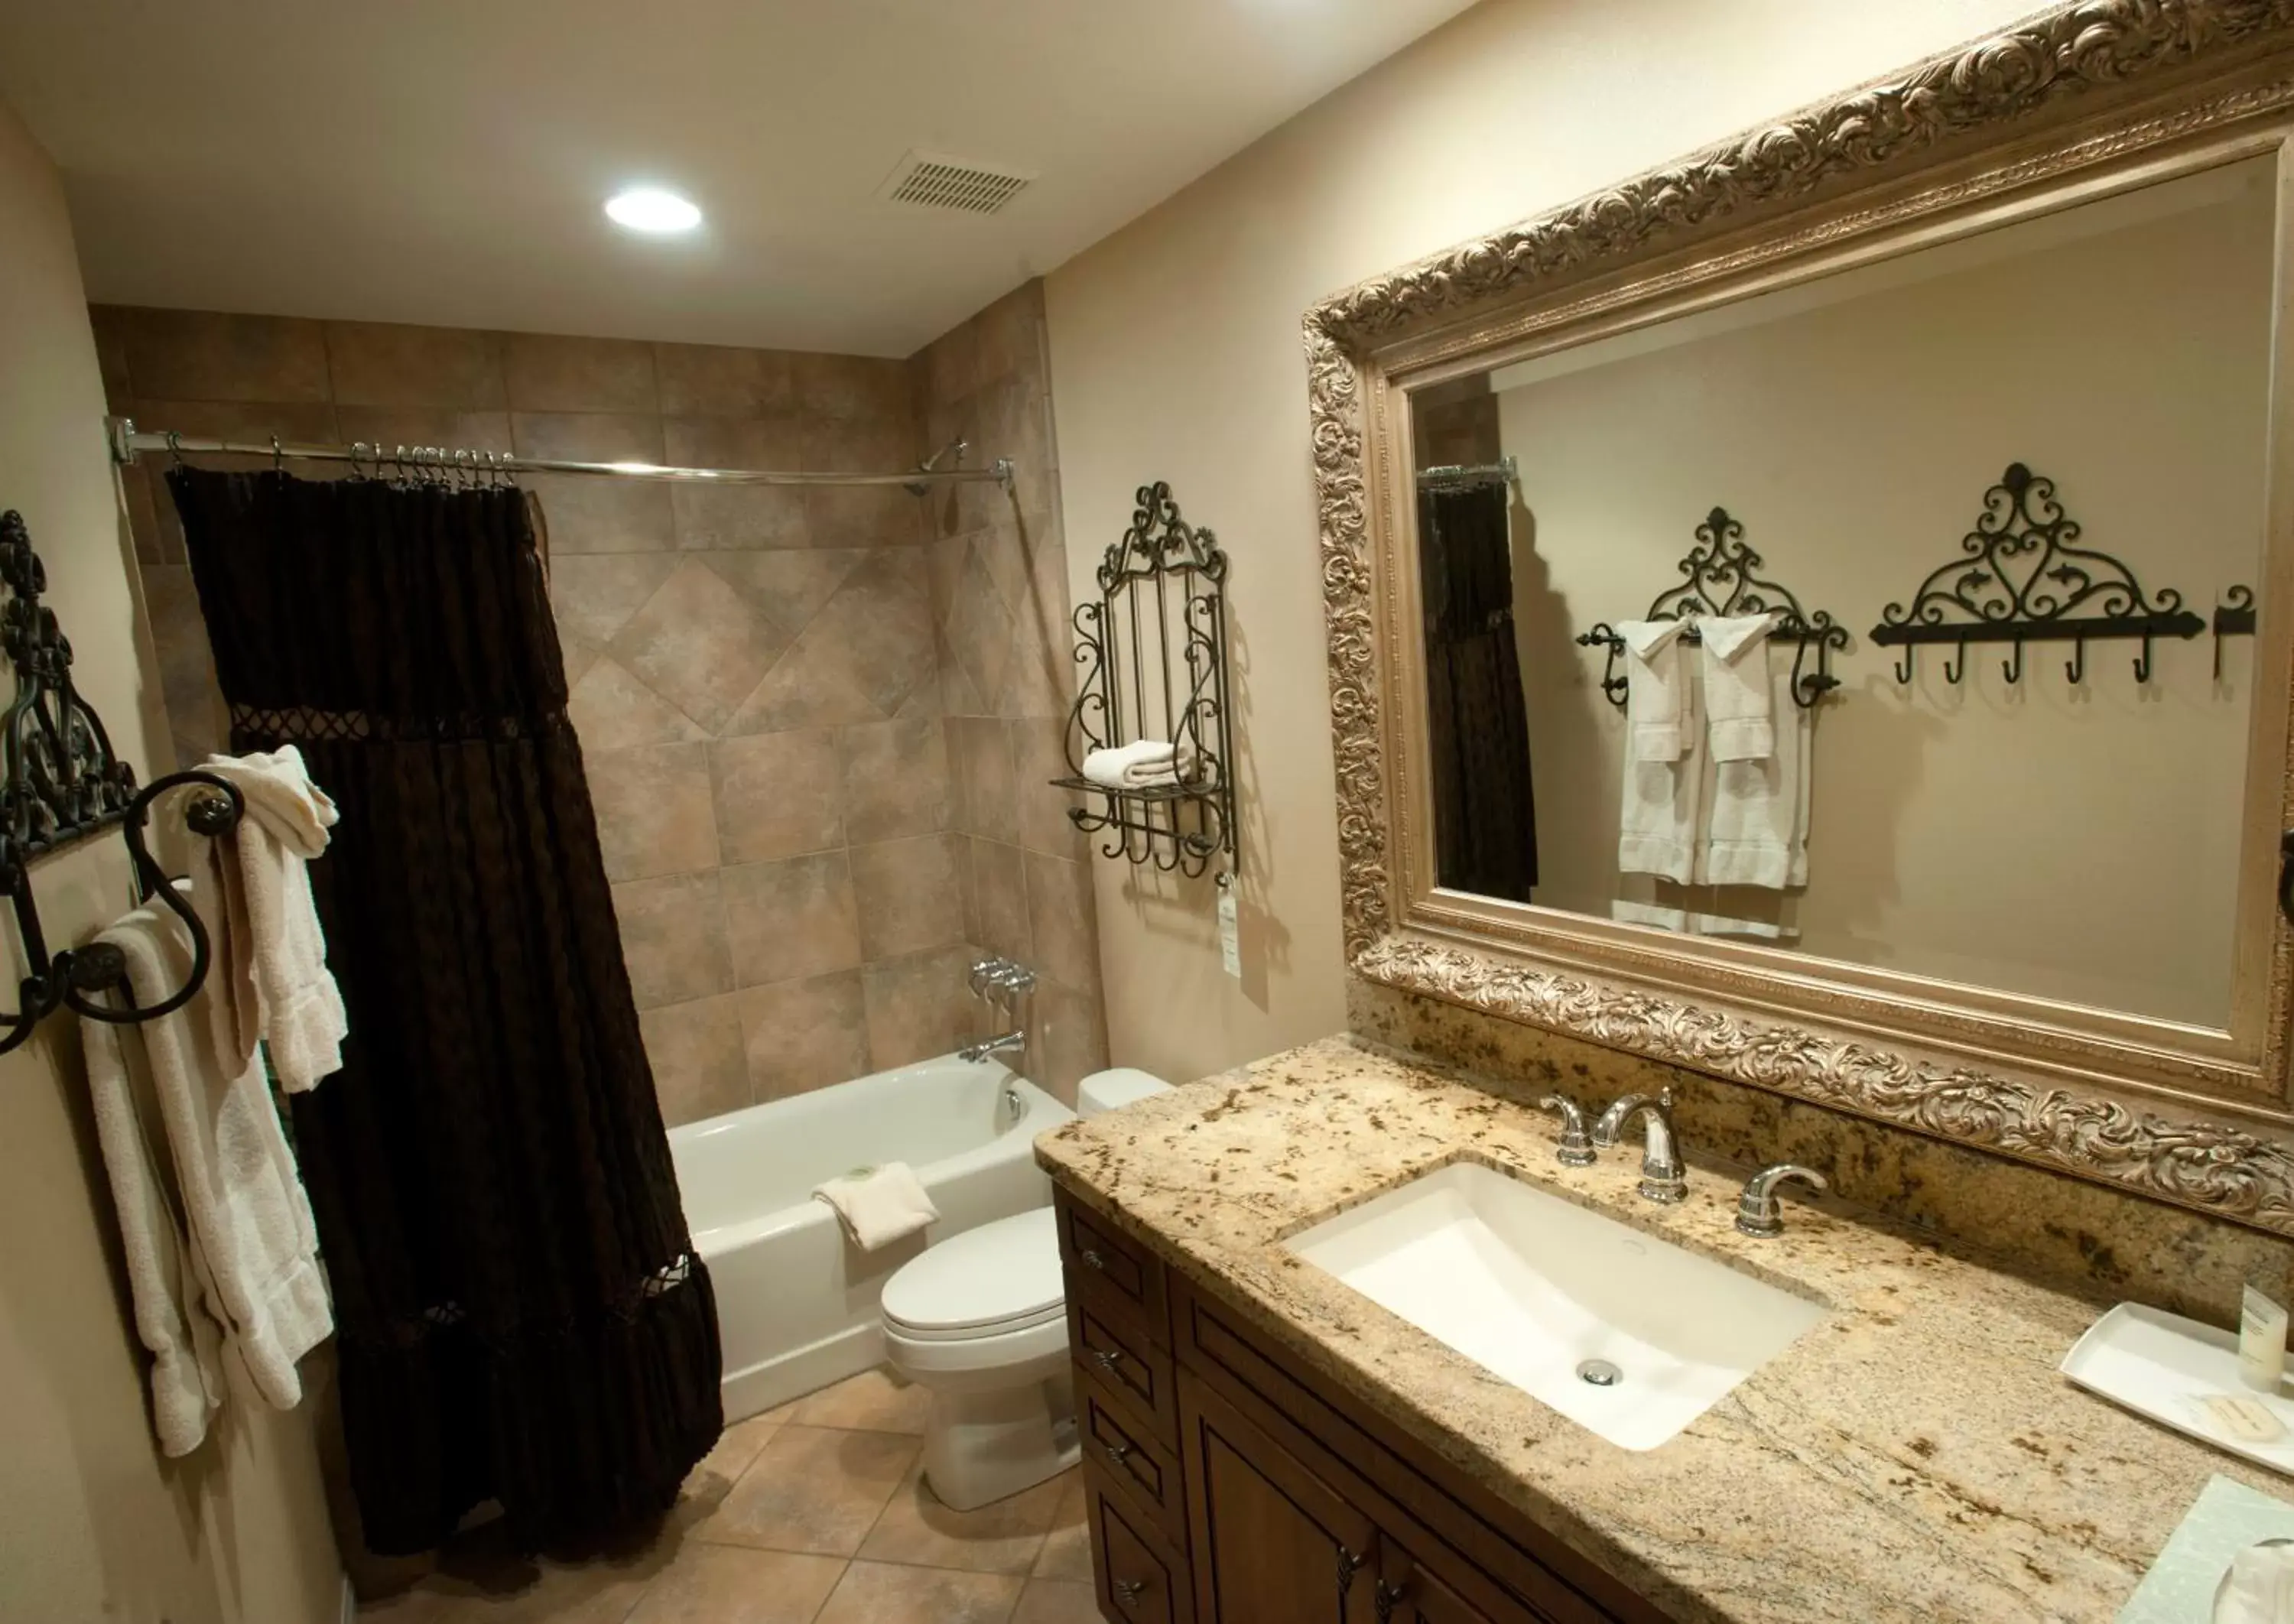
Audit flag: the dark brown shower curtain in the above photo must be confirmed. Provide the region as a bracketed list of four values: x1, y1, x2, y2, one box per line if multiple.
[167, 467, 721, 1555]
[1418, 482, 1539, 901]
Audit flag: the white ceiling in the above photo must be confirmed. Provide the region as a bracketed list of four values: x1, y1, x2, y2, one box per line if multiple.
[0, 0, 1478, 357]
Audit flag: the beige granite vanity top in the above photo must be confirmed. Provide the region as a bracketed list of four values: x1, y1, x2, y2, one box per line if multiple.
[1035, 1035, 2294, 1624]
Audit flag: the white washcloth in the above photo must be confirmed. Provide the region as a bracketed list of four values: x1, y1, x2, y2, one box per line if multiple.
[1696, 646, 1811, 889]
[192, 747, 346, 1093]
[1616, 620, 1693, 762]
[82, 986, 228, 1455]
[1700, 612, 1780, 762]
[1617, 630, 1702, 882]
[2218, 1540, 2294, 1622]
[89, 891, 331, 1413]
[1081, 739, 1197, 790]
[812, 1162, 940, 1252]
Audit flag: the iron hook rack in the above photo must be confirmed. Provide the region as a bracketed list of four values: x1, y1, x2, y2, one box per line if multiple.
[1870, 463, 2255, 688]
[0, 510, 242, 1057]
[1576, 506, 1848, 711]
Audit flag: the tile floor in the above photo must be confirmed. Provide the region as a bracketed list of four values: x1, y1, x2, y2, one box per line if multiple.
[359, 1366, 1099, 1624]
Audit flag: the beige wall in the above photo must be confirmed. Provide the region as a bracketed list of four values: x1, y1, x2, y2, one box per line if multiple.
[1045, 0, 2054, 1085]
[106, 284, 1105, 1125]
[0, 99, 340, 1624]
[1484, 164, 2271, 1028]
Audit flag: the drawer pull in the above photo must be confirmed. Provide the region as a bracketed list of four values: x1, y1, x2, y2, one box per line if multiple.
[1080, 1247, 1106, 1270]
[1337, 1545, 1366, 1600]
[1376, 1577, 1409, 1623]
[1113, 1577, 1146, 1605]
[1090, 1346, 1125, 1373]
[1101, 1440, 1134, 1467]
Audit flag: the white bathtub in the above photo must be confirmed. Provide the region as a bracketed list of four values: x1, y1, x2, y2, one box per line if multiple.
[669, 1052, 1076, 1421]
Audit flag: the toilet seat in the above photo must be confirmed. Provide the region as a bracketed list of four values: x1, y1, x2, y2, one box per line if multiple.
[881, 1207, 1065, 1343]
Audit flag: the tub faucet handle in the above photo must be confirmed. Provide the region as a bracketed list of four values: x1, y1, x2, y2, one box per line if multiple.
[1539, 1096, 1597, 1168]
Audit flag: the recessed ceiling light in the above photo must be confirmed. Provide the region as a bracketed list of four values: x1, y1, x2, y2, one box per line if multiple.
[605, 187, 703, 235]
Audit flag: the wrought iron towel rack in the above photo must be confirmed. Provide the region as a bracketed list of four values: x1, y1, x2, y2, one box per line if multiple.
[1870, 463, 2254, 686]
[1054, 481, 1236, 879]
[1577, 507, 1848, 711]
[0, 510, 242, 1057]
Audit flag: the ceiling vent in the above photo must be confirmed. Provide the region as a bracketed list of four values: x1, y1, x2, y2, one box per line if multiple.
[878, 151, 1034, 216]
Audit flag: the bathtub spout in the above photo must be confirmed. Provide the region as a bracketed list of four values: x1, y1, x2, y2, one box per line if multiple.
[958, 1030, 1025, 1064]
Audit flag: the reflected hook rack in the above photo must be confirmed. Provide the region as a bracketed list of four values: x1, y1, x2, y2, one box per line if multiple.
[0, 510, 241, 1056]
[1869, 463, 2254, 688]
[1576, 507, 1848, 711]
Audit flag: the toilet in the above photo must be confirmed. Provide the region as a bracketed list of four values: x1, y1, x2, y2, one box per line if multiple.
[880, 1067, 1170, 1510]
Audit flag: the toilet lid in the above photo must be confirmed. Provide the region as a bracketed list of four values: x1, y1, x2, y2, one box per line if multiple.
[882, 1208, 1065, 1337]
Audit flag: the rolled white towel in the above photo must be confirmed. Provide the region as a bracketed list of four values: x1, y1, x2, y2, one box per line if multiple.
[1082, 739, 1198, 789]
[812, 1162, 941, 1252]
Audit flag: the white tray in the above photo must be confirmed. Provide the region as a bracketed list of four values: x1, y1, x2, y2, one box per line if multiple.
[2062, 1302, 2294, 1476]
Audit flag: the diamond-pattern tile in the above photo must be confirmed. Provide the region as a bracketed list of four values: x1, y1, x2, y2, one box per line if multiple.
[609, 558, 792, 733]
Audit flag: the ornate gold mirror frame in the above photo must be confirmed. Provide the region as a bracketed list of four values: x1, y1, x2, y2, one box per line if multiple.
[1306, 2, 2294, 1236]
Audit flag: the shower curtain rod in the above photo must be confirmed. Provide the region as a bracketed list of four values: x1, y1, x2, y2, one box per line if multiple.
[106, 417, 1014, 492]
[1416, 456, 1517, 491]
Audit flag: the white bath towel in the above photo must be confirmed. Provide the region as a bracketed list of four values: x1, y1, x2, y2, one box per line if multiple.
[1699, 612, 1780, 762]
[1616, 620, 1693, 763]
[1696, 646, 1811, 889]
[82, 988, 227, 1456]
[192, 747, 347, 1093]
[93, 891, 332, 1411]
[1081, 739, 1197, 790]
[1617, 630, 1702, 883]
[813, 1162, 941, 1252]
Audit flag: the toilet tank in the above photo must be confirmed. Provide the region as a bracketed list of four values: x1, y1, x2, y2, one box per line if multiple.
[1077, 1067, 1170, 1116]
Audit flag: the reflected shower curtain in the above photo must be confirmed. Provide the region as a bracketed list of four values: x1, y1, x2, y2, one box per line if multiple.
[1418, 482, 1539, 901]
[167, 468, 721, 1554]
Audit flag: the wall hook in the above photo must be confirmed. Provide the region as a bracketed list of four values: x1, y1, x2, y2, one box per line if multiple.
[1942, 638, 1967, 685]
[2001, 640, 2023, 685]
[1893, 646, 1914, 684]
[2065, 635, 2085, 685]
[2216, 584, 2257, 680]
[2134, 632, 2154, 684]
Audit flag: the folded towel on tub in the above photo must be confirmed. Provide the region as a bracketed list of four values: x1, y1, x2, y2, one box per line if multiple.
[813, 1162, 941, 1251]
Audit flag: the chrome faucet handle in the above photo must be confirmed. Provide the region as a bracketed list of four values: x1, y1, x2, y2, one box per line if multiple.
[1538, 1096, 1597, 1168]
[1591, 1086, 1672, 1148]
[1736, 1164, 1828, 1238]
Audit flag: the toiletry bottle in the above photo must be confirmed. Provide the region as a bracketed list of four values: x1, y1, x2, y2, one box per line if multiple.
[2241, 1273, 2289, 1394]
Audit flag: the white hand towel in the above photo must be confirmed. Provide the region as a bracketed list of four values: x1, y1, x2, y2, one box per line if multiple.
[1081, 739, 1198, 790]
[192, 746, 348, 1093]
[1696, 645, 1811, 889]
[812, 1162, 941, 1252]
[2217, 1539, 2294, 1622]
[1610, 898, 1688, 933]
[95, 892, 332, 1410]
[1700, 612, 1781, 762]
[1617, 627, 1702, 882]
[1616, 620, 1693, 762]
[82, 993, 228, 1455]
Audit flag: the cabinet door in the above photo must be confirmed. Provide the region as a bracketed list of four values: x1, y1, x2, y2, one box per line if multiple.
[1179, 1369, 1378, 1624]
[1376, 1542, 1543, 1624]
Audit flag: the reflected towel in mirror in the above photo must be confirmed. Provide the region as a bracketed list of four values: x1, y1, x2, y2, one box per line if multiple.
[1617, 619, 1693, 762]
[1700, 612, 1781, 762]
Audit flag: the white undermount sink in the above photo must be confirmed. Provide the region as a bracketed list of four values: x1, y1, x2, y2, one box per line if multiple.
[1284, 1161, 1826, 1450]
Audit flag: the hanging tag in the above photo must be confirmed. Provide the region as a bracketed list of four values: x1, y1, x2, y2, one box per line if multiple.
[1216, 872, 1242, 979]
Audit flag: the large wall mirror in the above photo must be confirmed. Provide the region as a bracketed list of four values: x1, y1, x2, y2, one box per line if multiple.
[1308, 8, 2294, 1234]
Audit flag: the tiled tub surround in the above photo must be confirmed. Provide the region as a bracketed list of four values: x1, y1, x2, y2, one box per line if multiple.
[97, 294, 1108, 1126]
[1038, 1035, 2294, 1624]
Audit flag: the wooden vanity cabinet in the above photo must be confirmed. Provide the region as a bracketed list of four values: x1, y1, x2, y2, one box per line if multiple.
[1053, 1186, 1671, 1624]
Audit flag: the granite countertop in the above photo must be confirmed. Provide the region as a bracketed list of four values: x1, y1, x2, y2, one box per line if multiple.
[1035, 1034, 2292, 1624]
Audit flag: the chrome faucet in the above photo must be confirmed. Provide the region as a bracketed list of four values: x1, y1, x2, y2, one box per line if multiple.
[1593, 1093, 1687, 1204]
[1537, 1096, 1597, 1167]
[1735, 1164, 1828, 1238]
[959, 1029, 1026, 1064]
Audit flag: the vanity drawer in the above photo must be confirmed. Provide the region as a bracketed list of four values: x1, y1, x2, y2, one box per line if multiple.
[1083, 1381, 1187, 1544]
[1056, 1188, 1168, 1343]
[1073, 1300, 1180, 1449]
[1087, 1463, 1195, 1624]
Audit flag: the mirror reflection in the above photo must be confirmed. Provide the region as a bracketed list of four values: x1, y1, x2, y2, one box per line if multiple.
[1412, 154, 2276, 1030]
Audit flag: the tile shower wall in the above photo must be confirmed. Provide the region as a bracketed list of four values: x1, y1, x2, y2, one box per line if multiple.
[98, 292, 1106, 1126]
[912, 286, 1110, 1102]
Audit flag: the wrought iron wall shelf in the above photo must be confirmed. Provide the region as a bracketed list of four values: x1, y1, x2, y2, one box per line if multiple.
[1577, 507, 1847, 710]
[1056, 481, 1236, 879]
[0, 510, 241, 1055]
[1871, 463, 2254, 686]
